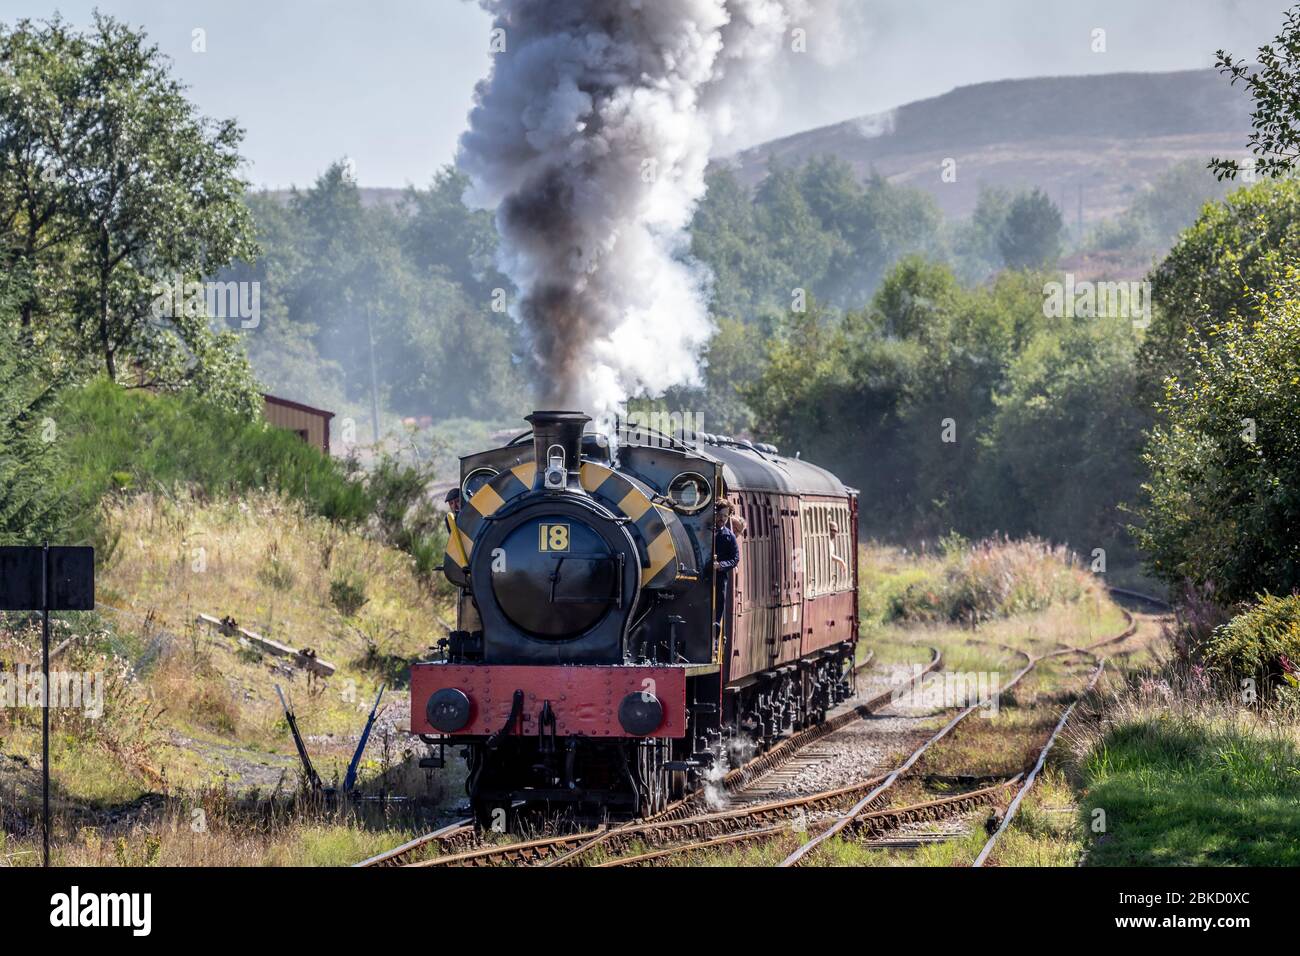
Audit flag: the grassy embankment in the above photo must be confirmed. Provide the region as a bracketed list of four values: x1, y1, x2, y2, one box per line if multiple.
[978, 682, 1300, 868]
[925, 570, 1300, 868]
[0, 382, 460, 866]
[849, 542, 1300, 869]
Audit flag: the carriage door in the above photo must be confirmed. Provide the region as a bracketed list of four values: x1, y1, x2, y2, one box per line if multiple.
[779, 495, 803, 664]
[731, 492, 748, 663]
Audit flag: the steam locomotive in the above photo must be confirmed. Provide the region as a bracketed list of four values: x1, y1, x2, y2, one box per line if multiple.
[410, 410, 859, 824]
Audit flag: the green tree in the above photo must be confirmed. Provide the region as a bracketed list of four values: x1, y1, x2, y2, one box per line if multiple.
[747, 259, 1141, 551]
[1135, 276, 1300, 602]
[689, 157, 943, 321]
[0, 14, 262, 416]
[978, 314, 1146, 560]
[997, 188, 1063, 269]
[688, 167, 774, 320]
[1210, 3, 1300, 180]
[1139, 178, 1300, 407]
[661, 314, 772, 435]
[950, 185, 1012, 282]
[0, 15, 84, 334]
[1083, 160, 1233, 255]
[229, 162, 528, 431]
[0, 298, 65, 542]
[400, 166, 505, 300]
[1131, 160, 1234, 248]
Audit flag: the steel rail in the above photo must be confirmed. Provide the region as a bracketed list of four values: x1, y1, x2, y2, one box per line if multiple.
[370, 588, 1159, 869]
[1102, 585, 1171, 611]
[972, 657, 1107, 867]
[415, 769, 903, 868]
[505, 646, 998, 869]
[596, 823, 787, 866]
[352, 817, 476, 868]
[602, 777, 1019, 868]
[629, 592, 1153, 869]
[355, 648, 892, 868]
[542, 646, 939, 867]
[779, 643, 1046, 867]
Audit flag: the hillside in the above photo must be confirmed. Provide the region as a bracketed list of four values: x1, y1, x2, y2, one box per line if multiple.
[725, 69, 1252, 225]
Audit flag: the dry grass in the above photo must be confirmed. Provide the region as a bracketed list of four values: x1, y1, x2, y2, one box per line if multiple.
[97, 490, 453, 753]
[1, 489, 462, 866]
[1, 787, 429, 867]
[859, 537, 1097, 630]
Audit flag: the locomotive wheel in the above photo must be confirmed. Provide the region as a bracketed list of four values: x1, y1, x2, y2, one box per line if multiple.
[670, 768, 688, 801]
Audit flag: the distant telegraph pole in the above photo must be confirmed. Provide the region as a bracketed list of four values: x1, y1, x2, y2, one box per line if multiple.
[365, 312, 381, 445]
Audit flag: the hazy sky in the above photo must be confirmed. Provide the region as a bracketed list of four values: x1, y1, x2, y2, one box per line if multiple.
[4, 0, 1291, 188]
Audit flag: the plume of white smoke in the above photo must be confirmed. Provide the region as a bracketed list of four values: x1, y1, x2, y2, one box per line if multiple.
[458, 0, 842, 417]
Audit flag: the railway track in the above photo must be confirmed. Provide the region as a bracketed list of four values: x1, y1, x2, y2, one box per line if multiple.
[609, 642, 1120, 868]
[663, 607, 1143, 869]
[540, 646, 941, 866]
[388, 629, 1107, 868]
[599, 778, 1020, 867]
[354, 645, 904, 867]
[352, 817, 478, 868]
[779, 661, 1121, 864]
[773, 608, 1146, 868]
[425, 642, 1029, 869]
[360, 585, 1163, 869]
[972, 655, 1108, 867]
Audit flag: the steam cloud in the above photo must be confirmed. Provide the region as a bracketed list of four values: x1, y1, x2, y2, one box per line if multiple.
[459, 0, 841, 416]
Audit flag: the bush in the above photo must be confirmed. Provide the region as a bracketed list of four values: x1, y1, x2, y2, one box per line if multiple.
[1205, 593, 1300, 697]
[875, 536, 1088, 626]
[54, 378, 371, 541]
[1161, 582, 1233, 667]
[257, 542, 296, 592]
[329, 572, 369, 616]
[364, 451, 452, 588]
[366, 452, 439, 546]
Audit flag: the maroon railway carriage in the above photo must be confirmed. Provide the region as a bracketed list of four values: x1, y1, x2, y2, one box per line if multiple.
[410, 410, 858, 824]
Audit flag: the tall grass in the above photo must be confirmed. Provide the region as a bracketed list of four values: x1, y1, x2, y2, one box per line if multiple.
[1065, 670, 1300, 866]
[861, 536, 1092, 628]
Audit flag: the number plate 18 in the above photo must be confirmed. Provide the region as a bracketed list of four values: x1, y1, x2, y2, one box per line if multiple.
[538, 523, 570, 552]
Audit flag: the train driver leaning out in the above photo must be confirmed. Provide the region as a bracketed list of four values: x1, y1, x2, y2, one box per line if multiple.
[443, 486, 482, 632]
[710, 501, 741, 637]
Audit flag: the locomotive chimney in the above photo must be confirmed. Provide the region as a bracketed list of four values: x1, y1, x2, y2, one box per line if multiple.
[527, 410, 590, 491]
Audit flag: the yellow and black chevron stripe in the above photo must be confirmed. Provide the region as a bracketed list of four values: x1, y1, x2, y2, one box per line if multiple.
[578, 462, 687, 589]
[444, 459, 693, 589]
[444, 461, 536, 567]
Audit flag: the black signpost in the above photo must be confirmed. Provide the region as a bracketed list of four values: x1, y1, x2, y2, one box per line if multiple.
[0, 545, 94, 867]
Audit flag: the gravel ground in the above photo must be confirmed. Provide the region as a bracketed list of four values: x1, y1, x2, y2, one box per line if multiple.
[729, 659, 949, 805]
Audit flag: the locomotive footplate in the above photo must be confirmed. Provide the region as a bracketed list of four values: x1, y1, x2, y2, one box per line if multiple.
[410, 663, 689, 738]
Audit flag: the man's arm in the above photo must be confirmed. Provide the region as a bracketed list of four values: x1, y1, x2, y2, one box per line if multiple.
[711, 527, 740, 573]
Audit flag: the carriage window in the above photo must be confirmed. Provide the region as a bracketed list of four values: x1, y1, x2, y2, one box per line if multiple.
[818, 505, 827, 594]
